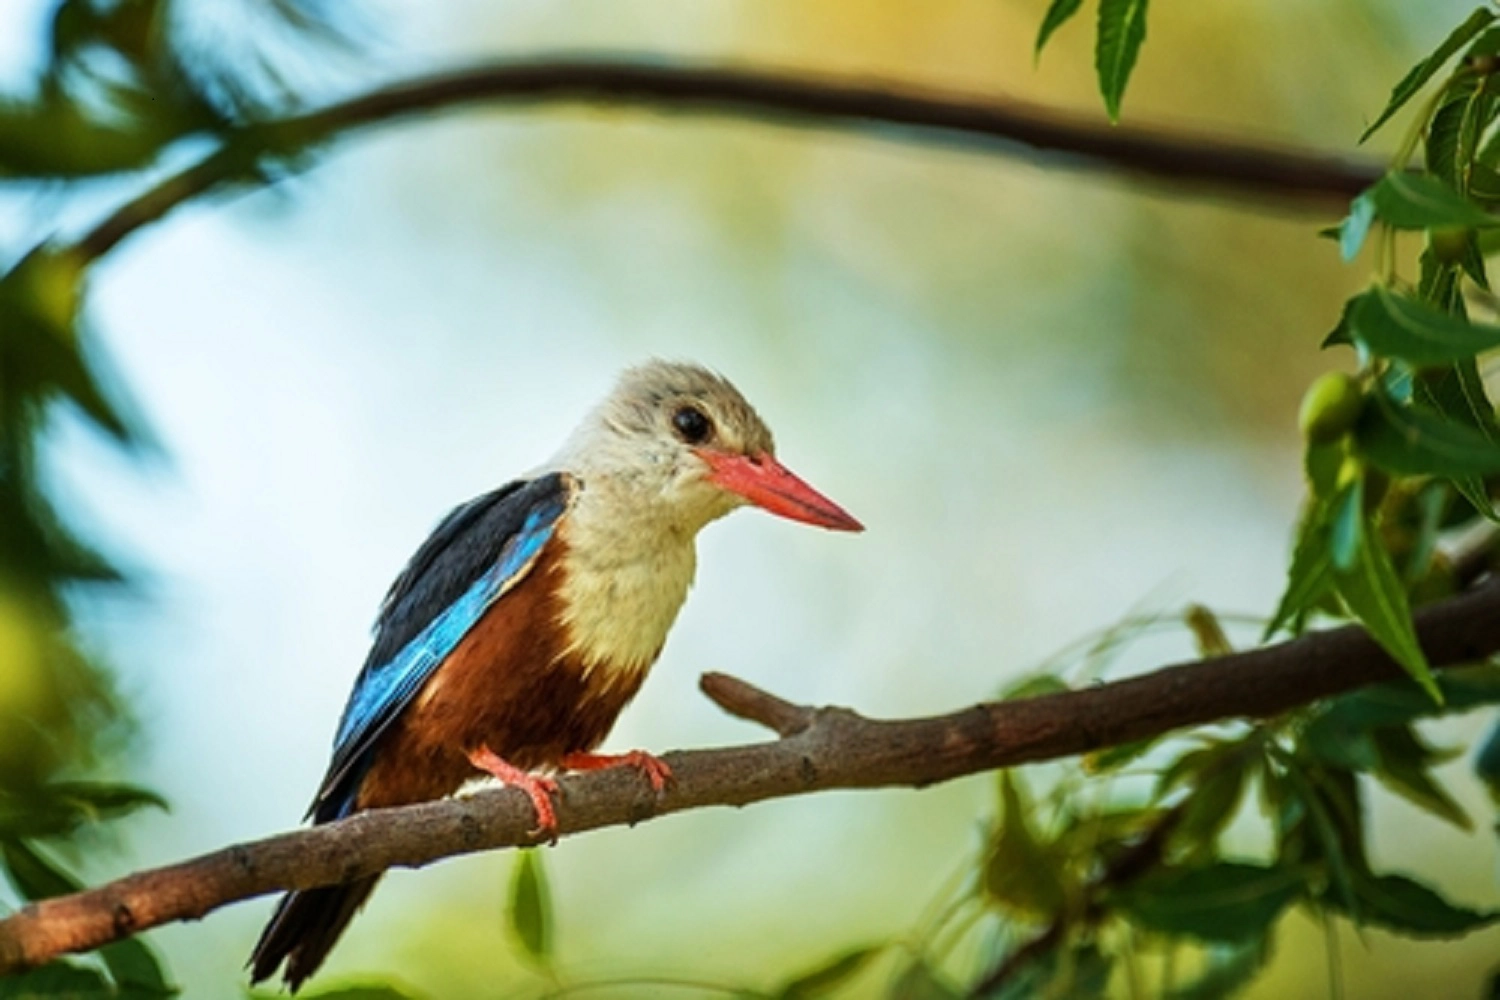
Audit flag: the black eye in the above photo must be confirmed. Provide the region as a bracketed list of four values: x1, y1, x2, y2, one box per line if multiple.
[673, 405, 713, 444]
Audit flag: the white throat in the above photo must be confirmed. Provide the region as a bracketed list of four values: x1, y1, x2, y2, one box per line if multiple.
[552, 474, 700, 676]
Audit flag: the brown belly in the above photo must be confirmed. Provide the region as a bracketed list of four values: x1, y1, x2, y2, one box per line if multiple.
[356, 549, 648, 809]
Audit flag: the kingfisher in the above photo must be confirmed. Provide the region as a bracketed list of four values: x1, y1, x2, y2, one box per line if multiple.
[249, 361, 862, 990]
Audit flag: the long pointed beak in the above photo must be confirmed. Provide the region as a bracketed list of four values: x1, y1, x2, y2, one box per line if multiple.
[698, 450, 864, 532]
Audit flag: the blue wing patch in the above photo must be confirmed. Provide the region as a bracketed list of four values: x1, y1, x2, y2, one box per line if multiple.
[310, 475, 573, 821]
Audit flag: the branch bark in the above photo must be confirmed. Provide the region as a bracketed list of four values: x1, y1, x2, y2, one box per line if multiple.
[3, 576, 1500, 975]
[73, 59, 1380, 262]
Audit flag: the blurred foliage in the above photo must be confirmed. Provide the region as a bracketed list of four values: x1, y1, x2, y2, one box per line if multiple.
[4, 1, 1500, 998]
[2, 0, 351, 180]
[0, 0, 350, 994]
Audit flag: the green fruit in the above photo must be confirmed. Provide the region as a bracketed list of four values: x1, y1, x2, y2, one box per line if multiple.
[1429, 226, 1471, 265]
[1299, 372, 1365, 444]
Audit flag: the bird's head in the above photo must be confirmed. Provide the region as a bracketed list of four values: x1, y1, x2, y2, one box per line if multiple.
[554, 361, 863, 536]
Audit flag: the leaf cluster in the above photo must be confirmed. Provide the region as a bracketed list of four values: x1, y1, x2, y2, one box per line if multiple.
[1271, 8, 1500, 710]
[891, 622, 1500, 999]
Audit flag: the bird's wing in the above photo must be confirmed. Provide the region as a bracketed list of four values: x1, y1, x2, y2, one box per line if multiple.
[309, 472, 577, 820]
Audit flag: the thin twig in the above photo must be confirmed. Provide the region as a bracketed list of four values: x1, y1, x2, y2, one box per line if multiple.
[71, 59, 1380, 262]
[699, 671, 814, 736]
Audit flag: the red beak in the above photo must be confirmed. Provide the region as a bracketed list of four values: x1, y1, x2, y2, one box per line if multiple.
[698, 450, 863, 532]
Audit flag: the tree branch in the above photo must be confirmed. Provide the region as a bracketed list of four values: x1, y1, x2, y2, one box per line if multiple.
[72, 59, 1379, 263]
[3, 576, 1499, 975]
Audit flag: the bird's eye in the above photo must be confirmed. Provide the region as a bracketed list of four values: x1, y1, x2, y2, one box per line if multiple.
[672, 405, 713, 445]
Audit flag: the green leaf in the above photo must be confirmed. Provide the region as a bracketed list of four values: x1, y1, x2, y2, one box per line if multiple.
[1329, 499, 1441, 702]
[984, 772, 1067, 917]
[776, 946, 882, 999]
[1471, 160, 1500, 202]
[1369, 172, 1500, 230]
[984, 945, 1111, 1000]
[1113, 863, 1303, 944]
[1184, 604, 1232, 657]
[507, 850, 552, 965]
[1094, 0, 1149, 122]
[1348, 286, 1500, 366]
[1302, 717, 1381, 772]
[1154, 746, 1220, 800]
[0, 249, 141, 448]
[1465, 24, 1500, 60]
[1322, 297, 1355, 348]
[1380, 361, 1415, 404]
[1458, 79, 1500, 192]
[1400, 481, 1448, 584]
[99, 938, 174, 996]
[1476, 719, 1500, 801]
[1338, 191, 1377, 261]
[1263, 498, 1333, 640]
[1426, 83, 1474, 187]
[1329, 478, 1365, 573]
[1307, 441, 1344, 499]
[1001, 674, 1070, 700]
[1172, 757, 1249, 856]
[1163, 936, 1271, 1000]
[1084, 736, 1159, 774]
[0, 961, 112, 997]
[1459, 227, 1491, 289]
[1312, 664, 1500, 731]
[1035, 0, 1084, 56]
[1355, 385, 1500, 478]
[45, 782, 169, 822]
[1370, 725, 1471, 829]
[1329, 872, 1500, 937]
[0, 782, 168, 843]
[1413, 361, 1500, 518]
[887, 960, 959, 1000]
[1272, 761, 1363, 913]
[1362, 8, 1496, 142]
[1419, 247, 1463, 310]
[1, 839, 81, 900]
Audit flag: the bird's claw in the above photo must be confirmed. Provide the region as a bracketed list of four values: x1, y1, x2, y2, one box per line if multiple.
[560, 749, 674, 794]
[623, 751, 674, 793]
[520, 774, 561, 842]
[467, 746, 562, 842]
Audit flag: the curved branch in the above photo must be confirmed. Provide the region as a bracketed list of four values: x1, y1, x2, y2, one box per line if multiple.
[73, 59, 1380, 262]
[3, 577, 1500, 975]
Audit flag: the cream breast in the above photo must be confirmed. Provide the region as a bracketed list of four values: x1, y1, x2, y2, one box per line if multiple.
[552, 476, 698, 679]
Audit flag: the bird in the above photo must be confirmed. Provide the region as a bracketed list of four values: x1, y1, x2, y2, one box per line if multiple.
[249, 360, 862, 991]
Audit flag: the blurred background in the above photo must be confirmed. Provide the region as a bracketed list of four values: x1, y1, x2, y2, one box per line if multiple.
[2, 0, 1498, 996]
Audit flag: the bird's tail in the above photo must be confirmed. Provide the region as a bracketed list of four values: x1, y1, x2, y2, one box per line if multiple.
[248, 876, 380, 993]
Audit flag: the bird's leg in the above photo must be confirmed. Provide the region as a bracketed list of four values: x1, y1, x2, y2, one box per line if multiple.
[467, 746, 561, 840]
[559, 750, 673, 793]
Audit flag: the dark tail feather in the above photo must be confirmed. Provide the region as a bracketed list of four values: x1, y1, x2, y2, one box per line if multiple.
[249, 876, 380, 992]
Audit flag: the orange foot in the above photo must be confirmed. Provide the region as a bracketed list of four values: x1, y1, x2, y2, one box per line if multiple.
[468, 746, 561, 841]
[560, 750, 673, 793]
